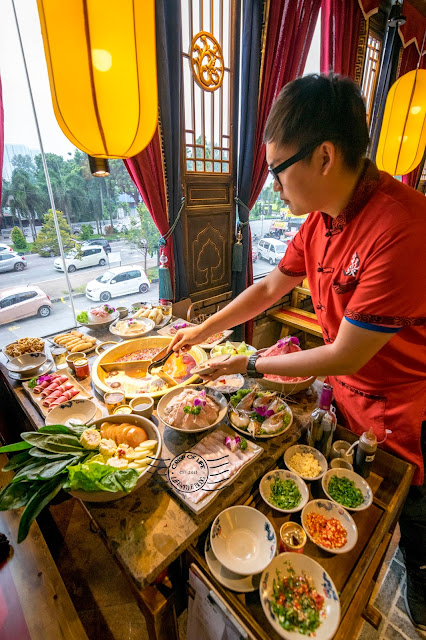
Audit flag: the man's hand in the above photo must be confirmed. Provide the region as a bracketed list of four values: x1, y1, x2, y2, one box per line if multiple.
[199, 355, 249, 381]
[168, 325, 208, 352]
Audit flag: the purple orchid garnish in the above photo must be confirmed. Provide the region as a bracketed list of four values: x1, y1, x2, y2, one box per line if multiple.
[254, 406, 275, 418]
[38, 374, 53, 383]
[193, 397, 202, 407]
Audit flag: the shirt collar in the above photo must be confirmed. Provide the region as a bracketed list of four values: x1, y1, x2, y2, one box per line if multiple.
[321, 159, 380, 231]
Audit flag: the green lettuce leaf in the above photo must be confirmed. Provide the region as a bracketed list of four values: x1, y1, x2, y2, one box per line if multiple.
[65, 460, 138, 493]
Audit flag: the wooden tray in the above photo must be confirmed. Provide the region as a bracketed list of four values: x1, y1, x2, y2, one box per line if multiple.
[167, 424, 264, 515]
[22, 369, 92, 419]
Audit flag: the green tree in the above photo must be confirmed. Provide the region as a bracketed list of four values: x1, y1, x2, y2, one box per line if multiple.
[121, 203, 160, 272]
[34, 210, 77, 257]
[11, 226, 28, 251]
[3, 156, 45, 240]
[80, 223, 93, 240]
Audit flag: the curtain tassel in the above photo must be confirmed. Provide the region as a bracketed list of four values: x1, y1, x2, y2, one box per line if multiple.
[232, 230, 243, 272]
[158, 248, 173, 302]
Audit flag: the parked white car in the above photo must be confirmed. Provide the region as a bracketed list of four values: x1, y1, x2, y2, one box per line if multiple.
[257, 238, 287, 264]
[54, 245, 107, 273]
[0, 252, 27, 272]
[85, 265, 150, 302]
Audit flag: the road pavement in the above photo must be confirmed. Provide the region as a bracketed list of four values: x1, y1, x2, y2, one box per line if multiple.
[0, 226, 282, 348]
[0, 282, 160, 346]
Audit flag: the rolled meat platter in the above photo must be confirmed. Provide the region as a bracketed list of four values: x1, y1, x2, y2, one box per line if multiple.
[22, 369, 91, 419]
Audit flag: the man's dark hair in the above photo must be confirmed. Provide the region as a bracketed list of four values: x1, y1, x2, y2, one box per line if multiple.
[263, 74, 369, 170]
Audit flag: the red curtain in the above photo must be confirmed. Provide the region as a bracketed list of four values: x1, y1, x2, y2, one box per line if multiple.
[124, 128, 174, 286]
[0, 75, 3, 209]
[249, 0, 322, 211]
[320, 0, 364, 79]
[399, 2, 426, 55]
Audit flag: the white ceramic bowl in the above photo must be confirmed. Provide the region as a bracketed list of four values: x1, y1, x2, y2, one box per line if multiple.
[6, 352, 47, 375]
[204, 536, 261, 593]
[284, 444, 328, 481]
[109, 316, 155, 338]
[301, 499, 358, 554]
[157, 384, 228, 433]
[210, 506, 277, 576]
[322, 468, 373, 512]
[259, 469, 309, 514]
[260, 553, 340, 640]
[45, 398, 97, 427]
[68, 414, 162, 502]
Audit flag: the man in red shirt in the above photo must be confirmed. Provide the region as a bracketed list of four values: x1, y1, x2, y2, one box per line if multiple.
[170, 74, 426, 630]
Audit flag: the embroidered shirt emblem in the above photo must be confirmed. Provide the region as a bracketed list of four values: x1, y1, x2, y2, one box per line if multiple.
[343, 251, 360, 277]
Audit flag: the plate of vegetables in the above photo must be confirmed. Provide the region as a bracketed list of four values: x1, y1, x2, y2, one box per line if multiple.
[301, 499, 358, 554]
[0, 415, 162, 542]
[210, 341, 256, 358]
[260, 554, 340, 640]
[322, 469, 372, 512]
[259, 469, 309, 513]
[228, 388, 293, 439]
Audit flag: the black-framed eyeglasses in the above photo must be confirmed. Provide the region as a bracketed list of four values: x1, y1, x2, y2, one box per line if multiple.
[268, 141, 324, 187]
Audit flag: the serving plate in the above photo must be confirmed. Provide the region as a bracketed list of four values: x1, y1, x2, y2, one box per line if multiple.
[157, 384, 228, 433]
[131, 303, 172, 329]
[22, 369, 91, 419]
[301, 499, 358, 554]
[204, 536, 262, 593]
[77, 309, 119, 330]
[260, 553, 340, 640]
[322, 468, 373, 512]
[167, 424, 263, 515]
[157, 319, 233, 349]
[259, 469, 309, 514]
[109, 316, 155, 338]
[228, 396, 294, 440]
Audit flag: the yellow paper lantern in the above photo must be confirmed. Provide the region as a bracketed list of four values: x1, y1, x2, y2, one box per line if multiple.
[37, 0, 158, 158]
[376, 69, 426, 175]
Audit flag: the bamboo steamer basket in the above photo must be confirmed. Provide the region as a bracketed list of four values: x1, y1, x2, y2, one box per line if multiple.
[90, 336, 207, 399]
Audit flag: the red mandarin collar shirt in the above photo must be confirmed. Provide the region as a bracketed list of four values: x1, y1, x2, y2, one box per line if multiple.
[279, 160, 426, 483]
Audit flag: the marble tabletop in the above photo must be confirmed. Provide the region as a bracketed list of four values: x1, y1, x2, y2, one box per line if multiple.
[0, 326, 321, 590]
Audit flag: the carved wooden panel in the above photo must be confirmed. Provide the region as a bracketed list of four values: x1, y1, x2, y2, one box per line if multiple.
[183, 208, 232, 300]
[186, 181, 231, 207]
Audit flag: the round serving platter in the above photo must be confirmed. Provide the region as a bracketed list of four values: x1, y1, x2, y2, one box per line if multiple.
[7, 359, 54, 381]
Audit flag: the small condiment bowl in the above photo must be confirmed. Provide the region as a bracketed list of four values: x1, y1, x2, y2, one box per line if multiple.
[116, 306, 129, 319]
[284, 444, 328, 481]
[210, 506, 276, 576]
[113, 404, 133, 416]
[6, 352, 47, 375]
[322, 468, 373, 512]
[129, 395, 154, 418]
[66, 351, 85, 373]
[329, 458, 353, 471]
[301, 499, 358, 554]
[259, 469, 309, 514]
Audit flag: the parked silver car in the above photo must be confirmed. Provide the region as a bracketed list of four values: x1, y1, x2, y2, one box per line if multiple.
[0, 252, 27, 272]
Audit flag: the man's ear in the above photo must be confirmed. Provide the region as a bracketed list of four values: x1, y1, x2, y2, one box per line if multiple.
[318, 141, 336, 176]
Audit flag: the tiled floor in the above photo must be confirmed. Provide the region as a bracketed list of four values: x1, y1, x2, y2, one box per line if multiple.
[40, 497, 423, 640]
[356, 547, 425, 640]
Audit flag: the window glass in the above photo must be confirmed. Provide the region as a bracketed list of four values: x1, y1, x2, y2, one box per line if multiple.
[250, 11, 320, 280]
[17, 292, 37, 302]
[127, 270, 141, 279]
[112, 273, 129, 283]
[0, 296, 17, 308]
